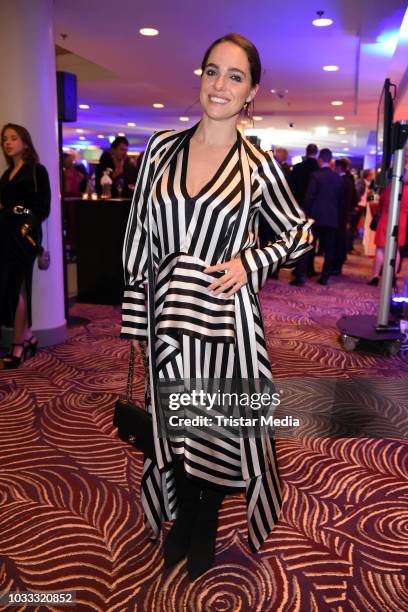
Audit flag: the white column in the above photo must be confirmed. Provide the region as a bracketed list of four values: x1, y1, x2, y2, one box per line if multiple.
[0, 0, 66, 346]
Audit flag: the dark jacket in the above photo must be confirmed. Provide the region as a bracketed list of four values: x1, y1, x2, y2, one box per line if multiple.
[290, 157, 319, 207]
[340, 172, 358, 225]
[304, 167, 344, 227]
[95, 151, 138, 198]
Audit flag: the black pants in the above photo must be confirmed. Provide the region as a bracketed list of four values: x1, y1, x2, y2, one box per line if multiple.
[346, 207, 364, 252]
[296, 226, 337, 280]
[332, 225, 347, 273]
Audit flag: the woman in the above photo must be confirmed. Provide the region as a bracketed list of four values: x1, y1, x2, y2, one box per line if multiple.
[121, 34, 313, 580]
[0, 123, 51, 367]
[359, 169, 375, 256]
[368, 171, 408, 286]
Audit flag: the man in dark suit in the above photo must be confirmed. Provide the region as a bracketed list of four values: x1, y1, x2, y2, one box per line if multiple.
[333, 158, 357, 274]
[290, 143, 319, 207]
[289, 144, 319, 283]
[293, 148, 344, 286]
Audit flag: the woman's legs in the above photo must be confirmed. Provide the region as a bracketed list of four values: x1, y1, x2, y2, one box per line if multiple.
[372, 247, 384, 277]
[4, 283, 36, 361]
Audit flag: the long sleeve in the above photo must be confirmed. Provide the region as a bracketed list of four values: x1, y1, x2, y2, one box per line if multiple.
[120, 134, 157, 340]
[32, 164, 51, 222]
[240, 152, 314, 293]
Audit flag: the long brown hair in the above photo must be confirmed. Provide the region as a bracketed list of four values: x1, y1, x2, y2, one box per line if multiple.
[1, 123, 39, 167]
[200, 33, 262, 87]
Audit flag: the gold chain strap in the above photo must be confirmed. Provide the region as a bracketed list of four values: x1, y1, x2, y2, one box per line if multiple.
[126, 342, 149, 403]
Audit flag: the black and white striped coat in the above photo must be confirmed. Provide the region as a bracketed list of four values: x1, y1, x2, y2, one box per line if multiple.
[121, 123, 313, 551]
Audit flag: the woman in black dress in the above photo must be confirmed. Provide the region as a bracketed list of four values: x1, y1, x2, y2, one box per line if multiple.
[0, 123, 51, 368]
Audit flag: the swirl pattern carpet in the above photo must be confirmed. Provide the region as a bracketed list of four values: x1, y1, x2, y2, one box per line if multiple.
[0, 253, 407, 612]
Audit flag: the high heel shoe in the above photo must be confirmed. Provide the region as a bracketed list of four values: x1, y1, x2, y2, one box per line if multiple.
[24, 336, 38, 359]
[1, 343, 26, 369]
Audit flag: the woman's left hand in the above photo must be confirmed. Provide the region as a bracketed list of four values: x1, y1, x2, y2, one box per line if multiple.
[204, 258, 247, 297]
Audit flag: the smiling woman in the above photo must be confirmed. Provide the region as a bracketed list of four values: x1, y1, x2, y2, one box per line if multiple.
[120, 32, 313, 581]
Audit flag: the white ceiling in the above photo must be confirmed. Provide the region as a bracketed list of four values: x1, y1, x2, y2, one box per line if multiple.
[54, 0, 408, 157]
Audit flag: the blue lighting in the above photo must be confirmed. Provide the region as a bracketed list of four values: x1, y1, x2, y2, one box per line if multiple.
[392, 297, 408, 303]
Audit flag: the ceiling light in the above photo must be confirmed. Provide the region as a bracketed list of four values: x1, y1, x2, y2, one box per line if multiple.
[331, 100, 343, 106]
[253, 116, 263, 121]
[127, 122, 136, 127]
[315, 126, 329, 136]
[270, 89, 276, 93]
[179, 117, 189, 122]
[153, 103, 164, 108]
[322, 65, 339, 71]
[118, 132, 126, 136]
[78, 104, 90, 110]
[139, 28, 159, 36]
[76, 128, 84, 133]
[240, 120, 249, 125]
[341, 140, 348, 143]
[370, 150, 376, 154]
[312, 10, 333, 27]
[334, 116, 344, 120]
[79, 136, 85, 140]
[97, 134, 104, 139]
[343, 147, 349, 151]
[194, 68, 202, 76]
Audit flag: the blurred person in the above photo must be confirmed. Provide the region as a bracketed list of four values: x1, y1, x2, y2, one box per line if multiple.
[62, 153, 82, 196]
[289, 143, 319, 207]
[289, 143, 319, 280]
[0, 123, 51, 368]
[368, 165, 408, 286]
[95, 136, 137, 198]
[345, 163, 363, 254]
[332, 158, 356, 274]
[358, 169, 376, 256]
[273, 147, 291, 181]
[291, 148, 344, 286]
[121, 33, 313, 579]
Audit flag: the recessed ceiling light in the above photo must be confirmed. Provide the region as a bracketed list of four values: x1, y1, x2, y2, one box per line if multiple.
[139, 27, 159, 36]
[78, 104, 90, 110]
[153, 103, 164, 108]
[179, 116, 189, 122]
[76, 128, 84, 133]
[194, 68, 202, 76]
[315, 126, 329, 136]
[312, 11, 333, 27]
[331, 100, 343, 106]
[253, 116, 263, 121]
[334, 116, 344, 120]
[79, 136, 85, 140]
[240, 120, 249, 125]
[341, 140, 348, 143]
[97, 134, 104, 139]
[343, 147, 349, 151]
[322, 65, 339, 72]
[370, 150, 376, 154]
[270, 89, 276, 93]
[127, 122, 136, 127]
[118, 132, 126, 136]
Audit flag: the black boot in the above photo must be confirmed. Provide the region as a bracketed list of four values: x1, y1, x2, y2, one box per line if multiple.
[187, 487, 224, 581]
[163, 461, 201, 568]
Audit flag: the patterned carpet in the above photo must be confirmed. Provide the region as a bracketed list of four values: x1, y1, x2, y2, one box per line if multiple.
[1, 252, 408, 612]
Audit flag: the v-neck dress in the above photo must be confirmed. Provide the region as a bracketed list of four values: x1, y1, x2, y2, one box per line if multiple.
[121, 125, 314, 552]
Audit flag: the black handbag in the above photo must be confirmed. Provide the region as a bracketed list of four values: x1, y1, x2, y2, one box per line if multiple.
[113, 341, 155, 459]
[370, 212, 380, 231]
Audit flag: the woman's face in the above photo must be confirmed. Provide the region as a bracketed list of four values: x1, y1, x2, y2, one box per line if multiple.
[200, 41, 258, 123]
[2, 128, 25, 158]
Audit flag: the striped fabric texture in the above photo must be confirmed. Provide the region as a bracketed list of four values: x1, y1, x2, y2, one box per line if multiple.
[121, 123, 313, 551]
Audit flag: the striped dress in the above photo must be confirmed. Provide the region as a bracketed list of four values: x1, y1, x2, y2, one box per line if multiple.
[121, 123, 313, 552]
